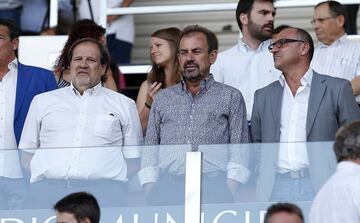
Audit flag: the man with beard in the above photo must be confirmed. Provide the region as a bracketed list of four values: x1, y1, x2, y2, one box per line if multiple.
[19, 38, 143, 208]
[310, 1, 360, 105]
[251, 27, 360, 201]
[139, 25, 249, 205]
[210, 0, 280, 121]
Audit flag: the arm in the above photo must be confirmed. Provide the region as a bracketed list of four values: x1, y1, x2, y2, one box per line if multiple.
[138, 96, 162, 193]
[351, 75, 360, 95]
[250, 90, 262, 143]
[136, 80, 162, 134]
[107, 0, 135, 24]
[18, 96, 41, 172]
[47, 70, 58, 91]
[338, 80, 360, 125]
[227, 90, 250, 194]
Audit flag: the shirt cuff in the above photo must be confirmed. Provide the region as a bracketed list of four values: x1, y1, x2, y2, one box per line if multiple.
[227, 161, 250, 184]
[137, 166, 159, 186]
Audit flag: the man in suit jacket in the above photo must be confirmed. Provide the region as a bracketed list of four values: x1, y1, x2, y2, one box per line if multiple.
[251, 27, 360, 201]
[0, 19, 56, 209]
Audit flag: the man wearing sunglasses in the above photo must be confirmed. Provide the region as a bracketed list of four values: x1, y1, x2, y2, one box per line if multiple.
[311, 1, 360, 105]
[251, 27, 360, 201]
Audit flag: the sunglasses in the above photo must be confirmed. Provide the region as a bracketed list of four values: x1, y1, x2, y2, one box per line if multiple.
[268, 38, 305, 51]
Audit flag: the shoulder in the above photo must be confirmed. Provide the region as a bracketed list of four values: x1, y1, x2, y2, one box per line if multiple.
[19, 63, 54, 76]
[255, 80, 281, 96]
[314, 72, 349, 86]
[103, 87, 136, 105]
[217, 44, 239, 59]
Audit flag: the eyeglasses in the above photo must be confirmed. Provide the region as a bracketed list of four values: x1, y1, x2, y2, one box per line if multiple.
[268, 38, 305, 51]
[310, 16, 334, 25]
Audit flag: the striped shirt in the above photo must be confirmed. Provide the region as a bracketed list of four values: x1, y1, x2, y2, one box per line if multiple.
[311, 35, 360, 102]
[138, 75, 250, 185]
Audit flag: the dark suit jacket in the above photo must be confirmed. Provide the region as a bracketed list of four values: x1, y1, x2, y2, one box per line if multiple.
[14, 63, 57, 145]
[251, 71, 360, 201]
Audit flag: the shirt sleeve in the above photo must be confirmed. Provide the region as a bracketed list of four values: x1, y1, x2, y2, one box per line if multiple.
[138, 95, 162, 185]
[122, 100, 144, 159]
[18, 95, 41, 152]
[227, 89, 250, 183]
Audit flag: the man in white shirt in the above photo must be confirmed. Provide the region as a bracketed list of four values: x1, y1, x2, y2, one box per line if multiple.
[0, 19, 57, 209]
[251, 27, 360, 201]
[19, 38, 143, 208]
[311, 1, 360, 103]
[210, 0, 280, 120]
[309, 121, 360, 223]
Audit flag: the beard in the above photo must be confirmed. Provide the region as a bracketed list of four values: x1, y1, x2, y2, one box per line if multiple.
[248, 18, 274, 42]
[182, 62, 203, 82]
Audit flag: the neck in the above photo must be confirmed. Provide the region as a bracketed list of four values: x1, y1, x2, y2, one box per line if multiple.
[0, 57, 15, 80]
[164, 64, 178, 87]
[241, 31, 263, 50]
[322, 31, 345, 45]
[283, 64, 309, 96]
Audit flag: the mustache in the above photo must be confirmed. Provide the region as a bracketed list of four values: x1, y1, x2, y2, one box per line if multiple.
[263, 23, 274, 30]
[184, 61, 199, 67]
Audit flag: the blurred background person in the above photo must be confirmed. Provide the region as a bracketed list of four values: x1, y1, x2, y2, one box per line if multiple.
[0, 0, 21, 28]
[53, 19, 120, 92]
[310, 121, 360, 223]
[79, 0, 135, 64]
[136, 27, 181, 133]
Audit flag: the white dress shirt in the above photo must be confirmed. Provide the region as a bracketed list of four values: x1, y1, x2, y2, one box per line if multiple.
[309, 161, 360, 223]
[0, 59, 22, 178]
[210, 39, 280, 120]
[311, 34, 360, 102]
[19, 83, 143, 183]
[277, 69, 312, 172]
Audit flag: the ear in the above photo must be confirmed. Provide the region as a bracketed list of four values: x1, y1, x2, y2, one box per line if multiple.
[335, 15, 345, 29]
[11, 38, 19, 51]
[300, 42, 310, 57]
[239, 13, 248, 26]
[209, 50, 218, 64]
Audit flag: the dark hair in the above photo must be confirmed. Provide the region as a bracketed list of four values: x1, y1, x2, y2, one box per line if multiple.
[67, 38, 110, 74]
[264, 203, 304, 223]
[180, 25, 218, 54]
[54, 20, 106, 74]
[236, 0, 275, 31]
[315, 1, 348, 29]
[148, 27, 181, 88]
[334, 121, 360, 162]
[54, 192, 100, 223]
[0, 19, 20, 40]
[293, 27, 314, 61]
[273, 24, 290, 35]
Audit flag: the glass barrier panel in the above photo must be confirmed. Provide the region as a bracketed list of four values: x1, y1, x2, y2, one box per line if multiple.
[198, 141, 336, 223]
[0, 144, 189, 223]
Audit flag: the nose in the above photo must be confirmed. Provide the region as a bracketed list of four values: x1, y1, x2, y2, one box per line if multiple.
[150, 46, 157, 55]
[79, 59, 89, 68]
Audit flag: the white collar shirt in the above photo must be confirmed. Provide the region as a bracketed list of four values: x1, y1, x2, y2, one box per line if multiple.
[210, 39, 280, 120]
[19, 83, 143, 183]
[310, 161, 360, 223]
[311, 34, 360, 102]
[277, 69, 312, 172]
[0, 58, 22, 178]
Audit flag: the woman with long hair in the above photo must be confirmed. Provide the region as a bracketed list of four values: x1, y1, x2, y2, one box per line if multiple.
[136, 27, 181, 133]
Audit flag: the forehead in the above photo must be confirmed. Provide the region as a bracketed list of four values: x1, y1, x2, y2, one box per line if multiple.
[0, 25, 10, 36]
[275, 28, 298, 40]
[56, 211, 78, 223]
[180, 32, 207, 49]
[251, 1, 275, 13]
[72, 41, 100, 57]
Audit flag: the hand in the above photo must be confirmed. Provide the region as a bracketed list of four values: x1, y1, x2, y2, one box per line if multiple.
[144, 182, 156, 194]
[107, 15, 120, 24]
[145, 82, 162, 106]
[226, 178, 239, 197]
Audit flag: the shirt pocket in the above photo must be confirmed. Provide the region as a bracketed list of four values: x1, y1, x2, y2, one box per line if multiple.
[93, 114, 119, 139]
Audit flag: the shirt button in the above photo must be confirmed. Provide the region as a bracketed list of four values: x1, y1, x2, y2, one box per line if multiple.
[187, 140, 190, 144]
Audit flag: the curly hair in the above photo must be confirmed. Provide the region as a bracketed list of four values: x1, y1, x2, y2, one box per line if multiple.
[53, 19, 106, 74]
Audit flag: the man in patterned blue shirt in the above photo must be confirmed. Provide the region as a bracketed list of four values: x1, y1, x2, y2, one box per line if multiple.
[138, 25, 250, 205]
